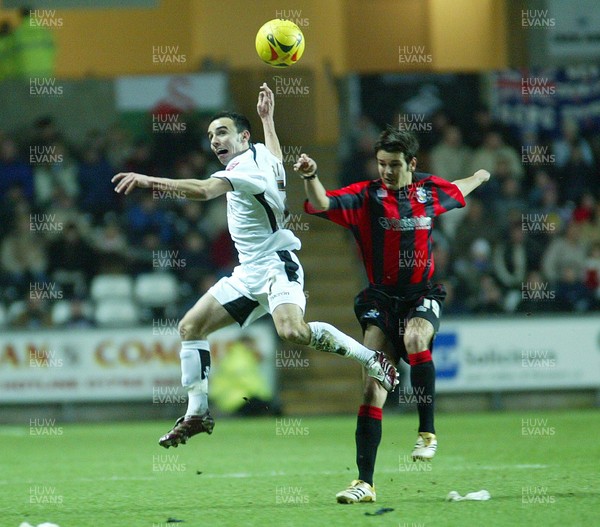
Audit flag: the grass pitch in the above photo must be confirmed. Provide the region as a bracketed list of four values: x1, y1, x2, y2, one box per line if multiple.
[1, 409, 598, 526]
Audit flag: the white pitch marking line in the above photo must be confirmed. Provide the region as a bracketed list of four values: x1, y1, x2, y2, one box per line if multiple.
[0, 464, 549, 486]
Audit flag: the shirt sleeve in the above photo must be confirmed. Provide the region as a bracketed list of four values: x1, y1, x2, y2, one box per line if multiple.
[426, 175, 466, 216]
[211, 169, 267, 194]
[304, 181, 368, 229]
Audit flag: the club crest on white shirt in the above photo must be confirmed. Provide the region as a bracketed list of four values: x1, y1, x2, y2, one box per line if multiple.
[227, 161, 240, 171]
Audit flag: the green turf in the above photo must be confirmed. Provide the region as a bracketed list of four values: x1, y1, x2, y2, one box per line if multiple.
[1, 409, 598, 526]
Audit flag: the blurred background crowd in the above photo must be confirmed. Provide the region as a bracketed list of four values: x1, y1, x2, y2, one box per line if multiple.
[1, 101, 599, 330]
[341, 106, 600, 315]
[0, 114, 235, 329]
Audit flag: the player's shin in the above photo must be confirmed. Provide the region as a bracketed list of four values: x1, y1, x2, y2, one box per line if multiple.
[158, 341, 214, 448]
[408, 349, 435, 433]
[308, 322, 398, 391]
[308, 321, 375, 364]
[355, 405, 382, 486]
[180, 340, 211, 417]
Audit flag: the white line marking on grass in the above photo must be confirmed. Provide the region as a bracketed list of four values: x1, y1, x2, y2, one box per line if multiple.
[0, 464, 550, 486]
[477, 464, 548, 470]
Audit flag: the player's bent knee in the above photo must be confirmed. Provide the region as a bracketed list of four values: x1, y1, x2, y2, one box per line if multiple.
[404, 332, 429, 354]
[277, 326, 303, 344]
[178, 318, 194, 339]
[178, 314, 207, 340]
[276, 321, 307, 344]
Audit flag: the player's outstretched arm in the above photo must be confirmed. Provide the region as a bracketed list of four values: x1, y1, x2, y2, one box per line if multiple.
[257, 82, 283, 160]
[453, 169, 491, 198]
[112, 172, 231, 201]
[293, 153, 330, 211]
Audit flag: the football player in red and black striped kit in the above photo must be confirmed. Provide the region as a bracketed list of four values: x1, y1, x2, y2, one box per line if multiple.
[295, 126, 490, 504]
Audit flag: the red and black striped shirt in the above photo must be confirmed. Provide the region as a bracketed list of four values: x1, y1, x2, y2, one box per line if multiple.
[305, 173, 465, 292]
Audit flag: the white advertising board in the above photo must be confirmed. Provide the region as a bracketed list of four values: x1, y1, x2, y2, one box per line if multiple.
[546, 0, 600, 57]
[115, 73, 227, 111]
[434, 316, 600, 392]
[0, 323, 275, 403]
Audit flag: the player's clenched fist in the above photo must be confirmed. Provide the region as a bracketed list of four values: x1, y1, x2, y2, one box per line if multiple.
[293, 153, 317, 177]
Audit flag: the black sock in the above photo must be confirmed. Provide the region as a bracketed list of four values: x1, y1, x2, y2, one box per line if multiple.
[409, 350, 435, 434]
[355, 405, 382, 486]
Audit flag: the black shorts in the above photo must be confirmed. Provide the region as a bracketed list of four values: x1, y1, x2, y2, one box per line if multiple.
[354, 284, 446, 364]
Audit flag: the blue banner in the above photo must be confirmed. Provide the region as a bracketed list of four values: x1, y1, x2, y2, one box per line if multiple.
[491, 65, 600, 138]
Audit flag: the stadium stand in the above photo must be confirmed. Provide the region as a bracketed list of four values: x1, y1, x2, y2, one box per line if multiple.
[0, 96, 599, 331]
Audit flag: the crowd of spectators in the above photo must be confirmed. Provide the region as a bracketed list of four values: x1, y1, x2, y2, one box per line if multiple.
[340, 106, 600, 315]
[2, 103, 599, 330]
[0, 116, 234, 329]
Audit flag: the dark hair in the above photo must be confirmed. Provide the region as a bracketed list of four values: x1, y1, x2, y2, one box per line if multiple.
[374, 125, 419, 161]
[209, 111, 251, 135]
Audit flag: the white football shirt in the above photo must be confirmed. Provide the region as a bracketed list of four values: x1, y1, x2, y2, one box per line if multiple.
[211, 143, 301, 264]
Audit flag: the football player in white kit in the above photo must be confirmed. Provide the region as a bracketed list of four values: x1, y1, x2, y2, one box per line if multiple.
[112, 83, 398, 448]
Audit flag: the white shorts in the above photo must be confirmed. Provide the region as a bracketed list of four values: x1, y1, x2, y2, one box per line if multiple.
[208, 250, 306, 328]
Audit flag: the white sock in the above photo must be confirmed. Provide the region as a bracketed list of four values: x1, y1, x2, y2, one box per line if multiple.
[180, 340, 210, 417]
[308, 321, 375, 366]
